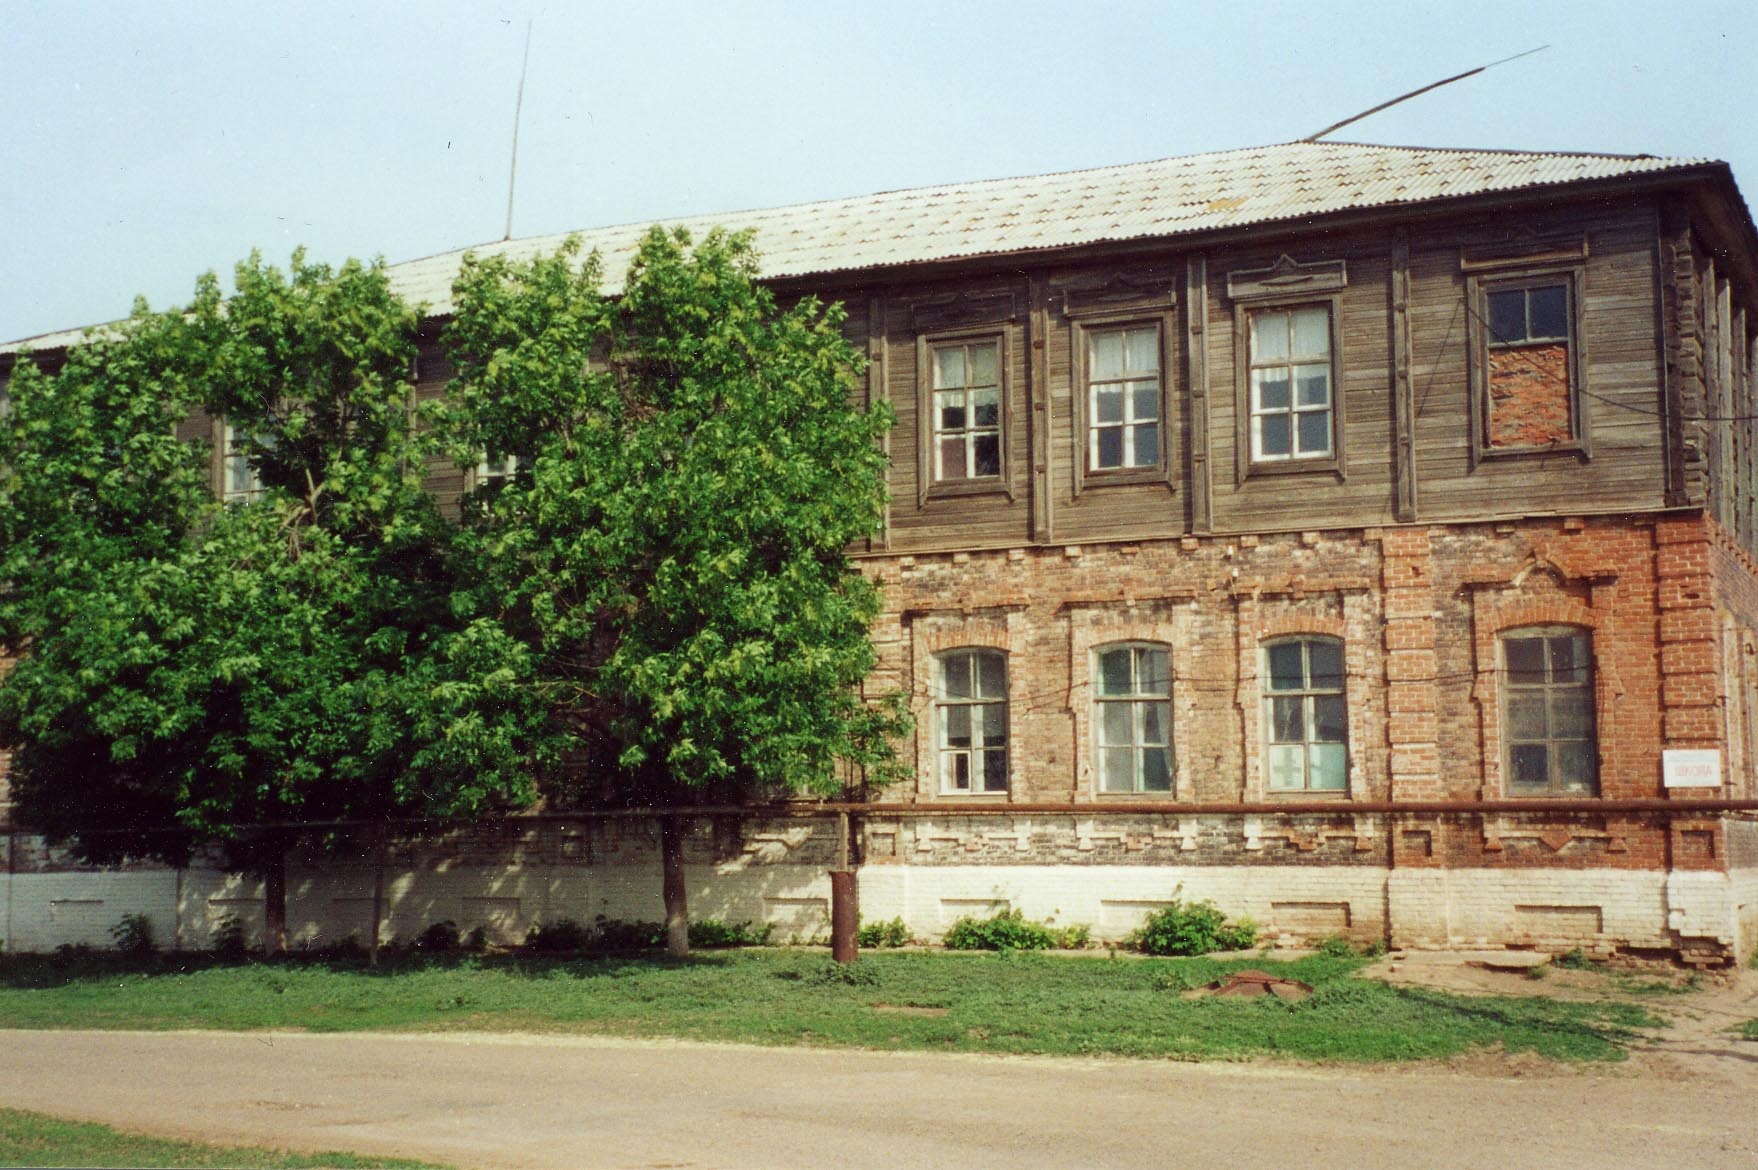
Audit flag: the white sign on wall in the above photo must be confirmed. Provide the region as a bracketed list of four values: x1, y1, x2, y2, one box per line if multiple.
[1662, 749, 1722, 788]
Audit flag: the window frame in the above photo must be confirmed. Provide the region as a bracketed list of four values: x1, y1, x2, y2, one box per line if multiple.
[1499, 625, 1599, 797]
[1091, 642, 1175, 796]
[1232, 294, 1346, 481]
[1466, 264, 1589, 462]
[916, 328, 1013, 504]
[1260, 635, 1350, 794]
[471, 452, 522, 493]
[933, 647, 1010, 796]
[214, 419, 265, 504]
[1072, 316, 1174, 492]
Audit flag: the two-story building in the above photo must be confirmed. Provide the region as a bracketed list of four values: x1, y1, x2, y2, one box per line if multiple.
[6, 140, 1758, 960]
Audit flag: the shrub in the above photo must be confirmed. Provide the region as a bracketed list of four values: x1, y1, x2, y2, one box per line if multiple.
[414, 921, 460, 953]
[109, 912, 156, 956]
[592, 918, 664, 949]
[689, 919, 773, 948]
[1050, 922, 1092, 950]
[211, 915, 249, 960]
[1554, 947, 1591, 969]
[855, 917, 910, 948]
[802, 958, 881, 986]
[525, 918, 593, 952]
[1129, 899, 1257, 956]
[1316, 934, 1356, 959]
[943, 908, 1056, 952]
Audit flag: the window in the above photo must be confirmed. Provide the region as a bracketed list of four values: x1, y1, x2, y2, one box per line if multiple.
[936, 649, 1007, 793]
[1248, 306, 1334, 463]
[1502, 627, 1596, 794]
[1094, 644, 1172, 793]
[1086, 326, 1161, 472]
[1263, 637, 1347, 792]
[930, 340, 1002, 482]
[1470, 272, 1584, 453]
[475, 452, 521, 490]
[220, 422, 264, 503]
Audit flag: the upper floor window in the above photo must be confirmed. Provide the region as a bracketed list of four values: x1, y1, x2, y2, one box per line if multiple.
[1086, 326, 1161, 473]
[1263, 636, 1347, 792]
[1470, 271, 1584, 454]
[930, 340, 1002, 482]
[475, 452, 521, 491]
[220, 422, 265, 504]
[936, 648, 1008, 794]
[1248, 305, 1335, 464]
[1094, 643, 1172, 793]
[1502, 627, 1596, 795]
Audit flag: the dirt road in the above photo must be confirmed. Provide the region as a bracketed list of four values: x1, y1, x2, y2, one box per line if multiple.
[2, 1017, 1755, 1170]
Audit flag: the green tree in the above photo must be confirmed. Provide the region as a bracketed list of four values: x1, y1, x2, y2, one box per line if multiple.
[0, 254, 553, 951]
[441, 228, 907, 955]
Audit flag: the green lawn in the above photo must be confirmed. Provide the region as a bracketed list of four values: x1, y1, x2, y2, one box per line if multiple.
[0, 1106, 445, 1169]
[0, 948, 1661, 1063]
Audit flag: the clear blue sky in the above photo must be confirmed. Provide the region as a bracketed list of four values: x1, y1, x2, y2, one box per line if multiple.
[4, 0, 1754, 343]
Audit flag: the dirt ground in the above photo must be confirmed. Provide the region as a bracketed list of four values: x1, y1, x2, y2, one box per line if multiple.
[2, 953, 1755, 1170]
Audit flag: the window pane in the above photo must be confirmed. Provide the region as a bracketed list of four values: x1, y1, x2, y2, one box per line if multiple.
[1309, 742, 1348, 790]
[1095, 386, 1124, 424]
[1091, 331, 1124, 379]
[1551, 692, 1592, 739]
[1267, 642, 1305, 691]
[1132, 424, 1159, 467]
[1510, 743, 1549, 786]
[936, 391, 966, 431]
[1141, 748, 1172, 791]
[1254, 368, 1290, 411]
[981, 700, 1007, 747]
[934, 347, 966, 389]
[966, 389, 996, 429]
[981, 749, 1008, 792]
[1139, 649, 1170, 694]
[938, 438, 966, 479]
[1297, 409, 1332, 456]
[1555, 742, 1595, 790]
[1252, 311, 1289, 361]
[1505, 637, 1547, 685]
[1140, 700, 1167, 745]
[1257, 414, 1291, 458]
[1290, 307, 1329, 358]
[1096, 428, 1124, 468]
[950, 752, 970, 790]
[1294, 365, 1330, 407]
[1507, 695, 1547, 740]
[1488, 289, 1527, 344]
[1307, 640, 1343, 690]
[976, 652, 1006, 698]
[1311, 695, 1347, 743]
[941, 654, 972, 699]
[1100, 747, 1133, 792]
[972, 434, 1001, 476]
[1267, 744, 1305, 790]
[1529, 285, 1568, 340]
[1101, 701, 1134, 746]
[1098, 649, 1133, 696]
[1271, 695, 1304, 743]
[1550, 634, 1589, 685]
[943, 705, 971, 748]
[1130, 381, 1159, 422]
[1125, 328, 1159, 372]
[967, 343, 999, 388]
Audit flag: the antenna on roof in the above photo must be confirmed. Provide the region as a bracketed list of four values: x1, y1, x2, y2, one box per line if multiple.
[502, 18, 535, 242]
[1301, 45, 1550, 143]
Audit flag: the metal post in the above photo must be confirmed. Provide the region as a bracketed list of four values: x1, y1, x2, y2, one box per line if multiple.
[830, 812, 857, 964]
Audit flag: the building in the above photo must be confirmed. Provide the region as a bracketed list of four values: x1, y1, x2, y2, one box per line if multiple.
[5, 141, 1758, 961]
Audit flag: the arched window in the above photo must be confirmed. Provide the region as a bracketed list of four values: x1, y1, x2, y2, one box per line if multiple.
[1094, 644, 1172, 793]
[936, 649, 1008, 793]
[1263, 636, 1347, 792]
[1502, 627, 1596, 794]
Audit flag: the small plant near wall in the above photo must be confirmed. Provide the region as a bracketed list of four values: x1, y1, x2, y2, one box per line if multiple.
[108, 913, 156, 956]
[944, 909, 1075, 952]
[855, 917, 911, 948]
[1128, 899, 1257, 956]
[210, 915, 249, 960]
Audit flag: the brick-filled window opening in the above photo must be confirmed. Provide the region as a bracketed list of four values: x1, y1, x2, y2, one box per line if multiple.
[1263, 636, 1347, 791]
[221, 422, 265, 504]
[1088, 326, 1160, 471]
[1094, 644, 1172, 792]
[936, 648, 1008, 793]
[1502, 627, 1597, 795]
[931, 341, 1002, 481]
[1248, 306, 1333, 462]
[1485, 282, 1574, 448]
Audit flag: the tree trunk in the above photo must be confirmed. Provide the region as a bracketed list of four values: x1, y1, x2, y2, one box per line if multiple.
[661, 816, 690, 958]
[263, 839, 289, 956]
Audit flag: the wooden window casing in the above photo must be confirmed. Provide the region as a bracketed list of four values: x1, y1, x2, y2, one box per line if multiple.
[935, 648, 1009, 795]
[1466, 266, 1589, 462]
[1501, 626, 1598, 796]
[917, 330, 1012, 503]
[1073, 318, 1174, 492]
[1262, 636, 1348, 793]
[1093, 643, 1173, 794]
[1232, 294, 1345, 482]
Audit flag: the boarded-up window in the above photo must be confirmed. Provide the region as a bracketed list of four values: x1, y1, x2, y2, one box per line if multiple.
[1485, 283, 1574, 449]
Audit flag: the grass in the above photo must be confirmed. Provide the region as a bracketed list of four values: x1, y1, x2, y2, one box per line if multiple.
[0, 948, 1662, 1063]
[1737, 1019, 1758, 1041]
[0, 1106, 445, 1168]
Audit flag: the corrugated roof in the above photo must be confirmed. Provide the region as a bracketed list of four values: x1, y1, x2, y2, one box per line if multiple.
[4, 141, 1720, 353]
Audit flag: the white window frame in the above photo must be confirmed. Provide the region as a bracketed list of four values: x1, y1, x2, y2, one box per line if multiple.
[935, 648, 1008, 794]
